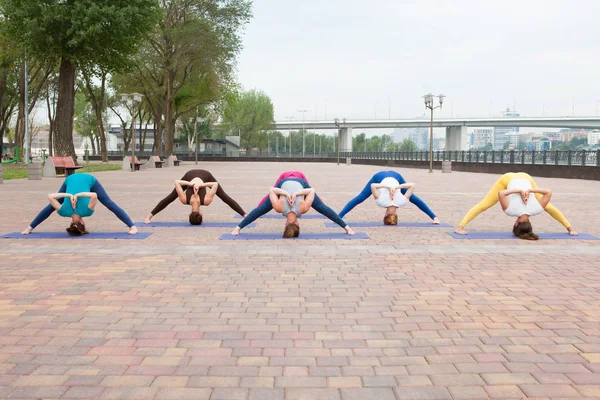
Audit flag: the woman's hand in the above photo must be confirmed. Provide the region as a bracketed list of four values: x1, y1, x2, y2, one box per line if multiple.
[70, 194, 77, 209]
[520, 189, 529, 204]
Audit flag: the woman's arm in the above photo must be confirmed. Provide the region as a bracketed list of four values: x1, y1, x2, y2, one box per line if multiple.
[174, 180, 191, 203]
[269, 187, 286, 213]
[48, 193, 73, 211]
[398, 183, 415, 199]
[299, 189, 316, 213]
[498, 188, 525, 211]
[370, 183, 388, 199]
[528, 188, 552, 209]
[74, 192, 98, 210]
[202, 182, 219, 206]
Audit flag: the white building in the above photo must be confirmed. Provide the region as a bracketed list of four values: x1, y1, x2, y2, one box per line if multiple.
[588, 130, 600, 146]
[494, 108, 520, 149]
[472, 128, 494, 149]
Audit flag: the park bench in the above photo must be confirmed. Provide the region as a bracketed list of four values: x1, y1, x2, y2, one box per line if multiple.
[171, 155, 180, 166]
[129, 156, 144, 171]
[50, 156, 82, 176]
[149, 155, 166, 168]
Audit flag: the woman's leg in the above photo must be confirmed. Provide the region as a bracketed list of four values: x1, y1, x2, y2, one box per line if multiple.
[312, 194, 348, 228]
[238, 198, 274, 230]
[28, 182, 67, 229]
[91, 181, 134, 227]
[525, 175, 571, 229]
[338, 171, 387, 218]
[458, 177, 506, 228]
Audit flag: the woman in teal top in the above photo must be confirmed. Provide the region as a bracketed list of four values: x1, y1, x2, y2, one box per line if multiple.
[23, 173, 137, 236]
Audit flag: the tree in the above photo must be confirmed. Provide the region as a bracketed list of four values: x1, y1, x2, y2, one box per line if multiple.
[398, 139, 417, 152]
[1, 0, 161, 160]
[222, 89, 274, 150]
[144, 0, 252, 156]
[74, 91, 98, 155]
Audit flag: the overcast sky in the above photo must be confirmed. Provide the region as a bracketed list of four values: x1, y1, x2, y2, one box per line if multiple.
[236, 0, 600, 123]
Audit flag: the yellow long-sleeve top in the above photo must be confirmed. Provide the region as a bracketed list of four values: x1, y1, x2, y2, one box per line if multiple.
[459, 172, 571, 228]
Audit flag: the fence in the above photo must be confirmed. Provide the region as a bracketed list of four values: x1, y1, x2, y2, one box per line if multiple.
[89, 149, 600, 166]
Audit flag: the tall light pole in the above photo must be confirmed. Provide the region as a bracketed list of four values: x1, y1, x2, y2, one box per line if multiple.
[423, 93, 444, 173]
[285, 116, 294, 157]
[194, 107, 200, 165]
[298, 109, 308, 157]
[121, 93, 143, 172]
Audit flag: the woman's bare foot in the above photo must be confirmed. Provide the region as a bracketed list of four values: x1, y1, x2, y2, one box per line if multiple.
[128, 226, 138, 235]
[454, 226, 468, 235]
[568, 227, 578, 236]
[21, 226, 33, 235]
[345, 226, 355, 236]
[432, 217, 440, 225]
[231, 227, 241, 236]
[144, 214, 153, 224]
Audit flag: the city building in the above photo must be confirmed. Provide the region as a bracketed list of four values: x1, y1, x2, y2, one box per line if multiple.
[472, 128, 494, 149]
[493, 108, 520, 149]
[588, 130, 600, 146]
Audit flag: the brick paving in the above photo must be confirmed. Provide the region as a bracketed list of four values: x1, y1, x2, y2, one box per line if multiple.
[0, 161, 599, 399]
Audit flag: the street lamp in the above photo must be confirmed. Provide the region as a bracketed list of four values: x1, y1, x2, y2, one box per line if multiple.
[298, 109, 308, 157]
[285, 116, 294, 157]
[121, 93, 143, 172]
[423, 93, 444, 173]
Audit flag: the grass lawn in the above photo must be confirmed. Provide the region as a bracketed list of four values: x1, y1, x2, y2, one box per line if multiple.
[2, 162, 121, 180]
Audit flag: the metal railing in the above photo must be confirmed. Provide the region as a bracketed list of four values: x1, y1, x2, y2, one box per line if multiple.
[89, 149, 600, 166]
[337, 150, 600, 167]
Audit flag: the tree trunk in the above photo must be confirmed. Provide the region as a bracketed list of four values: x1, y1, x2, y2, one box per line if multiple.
[16, 63, 25, 161]
[95, 136, 100, 157]
[122, 124, 131, 153]
[90, 135, 96, 156]
[164, 70, 174, 156]
[152, 109, 162, 155]
[54, 58, 77, 161]
[46, 89, 54, 156]
[84, 72, 108, 162]
[142, 123, 148, 155]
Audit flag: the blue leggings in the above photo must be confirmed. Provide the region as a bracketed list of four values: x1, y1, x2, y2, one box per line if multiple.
[238, 178, 348, 229]
[338, 170, 437, 219]
[29, 180, 134, 229]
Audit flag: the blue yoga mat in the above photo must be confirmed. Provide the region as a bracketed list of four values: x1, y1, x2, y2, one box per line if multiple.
[220, 232, 370, 240]
[325, 221, 451, 228]
[446, 231, 599, 240]
[234, 214, 326, 219]
[135, 222, 255, 228]
[1, 232, 153, 239]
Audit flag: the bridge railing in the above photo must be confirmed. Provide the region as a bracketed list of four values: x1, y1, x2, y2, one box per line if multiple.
[336, 150, 599, 166]
[89, 149, 600, 166]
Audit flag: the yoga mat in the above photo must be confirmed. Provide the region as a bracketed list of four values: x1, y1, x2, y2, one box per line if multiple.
[325, 221, 451, 228]
[234, 214, 325, 219]
[220, 232, 370, 240]
[135, 222, 255, 228]
[446, 232, 599, 240]
[1, 232, 152, 239]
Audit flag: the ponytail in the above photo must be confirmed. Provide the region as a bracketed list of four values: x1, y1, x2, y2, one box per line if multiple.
[518, 232, 539, 241]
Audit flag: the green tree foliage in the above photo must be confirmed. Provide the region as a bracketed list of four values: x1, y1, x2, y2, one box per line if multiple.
[398, 139, 417, 152]
[0, 0, 161, 159]
[74, 92, 98, 155]
[222, 89, 274, 150]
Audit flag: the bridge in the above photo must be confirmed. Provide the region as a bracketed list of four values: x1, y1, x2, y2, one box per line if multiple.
[273, 117, 600, 152]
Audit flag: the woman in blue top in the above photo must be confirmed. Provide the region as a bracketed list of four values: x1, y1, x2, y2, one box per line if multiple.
[22, 173, 137, 236]
[338, 170, 440, 225]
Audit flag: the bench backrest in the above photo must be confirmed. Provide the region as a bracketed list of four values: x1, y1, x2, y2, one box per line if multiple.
[171, 155, 178, 160]
[150, 156, 161, 162]
[51, 156, 76, 167]
[128, 156, 141, 163]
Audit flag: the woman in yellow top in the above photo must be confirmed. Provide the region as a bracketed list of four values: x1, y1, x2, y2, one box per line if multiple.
[454, 172, 578, 238]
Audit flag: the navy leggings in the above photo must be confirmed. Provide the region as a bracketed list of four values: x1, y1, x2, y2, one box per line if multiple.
[29, 180, 134, 229]
[338, 170, 437, 219]
[238, 178, 347, 229]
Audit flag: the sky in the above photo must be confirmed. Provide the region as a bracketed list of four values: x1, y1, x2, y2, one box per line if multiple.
[236, 0, 600, 125]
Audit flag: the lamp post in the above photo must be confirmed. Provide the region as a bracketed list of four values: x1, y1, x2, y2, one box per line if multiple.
[423, 93, 444, 173]
[298, 109, 308, 157]
[194, 107, 200, 165]
[285, 116, 294, 157]
[121, 93, 143, 172]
